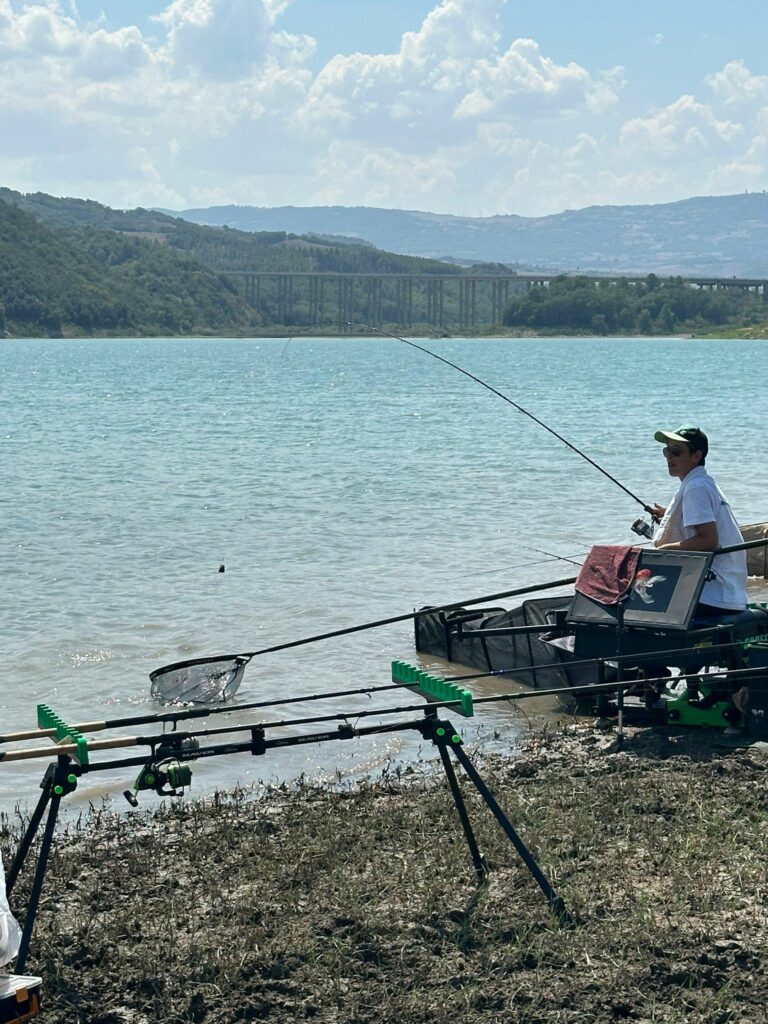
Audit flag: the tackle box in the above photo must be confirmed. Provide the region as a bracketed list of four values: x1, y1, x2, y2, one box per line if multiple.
[0, 975, 41, 1022]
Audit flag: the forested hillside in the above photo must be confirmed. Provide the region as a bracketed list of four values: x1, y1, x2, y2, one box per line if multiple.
[0, 188, 463, 336]
[3, 187, 767, 338]
[0, 198, 262, 336]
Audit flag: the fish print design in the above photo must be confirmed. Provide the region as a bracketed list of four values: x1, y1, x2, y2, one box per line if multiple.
[632, 567, 667, 605]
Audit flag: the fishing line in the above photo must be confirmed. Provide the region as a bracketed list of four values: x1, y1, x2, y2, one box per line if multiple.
[441, 548, 585, 582]
[346, 322, 655, 515]
[279, 335, 294, 358]
[147, 323, 652, 704]
[526, 545, 588, 568]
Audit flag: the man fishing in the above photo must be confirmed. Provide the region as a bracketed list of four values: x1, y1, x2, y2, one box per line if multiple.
[651, 425, 747, 615]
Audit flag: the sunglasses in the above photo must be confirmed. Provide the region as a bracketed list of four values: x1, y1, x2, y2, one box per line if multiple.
[662, 445, 687, 457]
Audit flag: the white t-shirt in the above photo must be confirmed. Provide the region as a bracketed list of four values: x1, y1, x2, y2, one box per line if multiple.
[653, 466, 747, 610]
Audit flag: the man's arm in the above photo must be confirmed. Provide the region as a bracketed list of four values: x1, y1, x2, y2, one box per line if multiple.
[656, 521, 718, 551]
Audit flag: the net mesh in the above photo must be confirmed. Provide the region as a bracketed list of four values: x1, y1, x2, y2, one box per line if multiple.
[415, 596, 571, 687]
[150, 656, 249, 704]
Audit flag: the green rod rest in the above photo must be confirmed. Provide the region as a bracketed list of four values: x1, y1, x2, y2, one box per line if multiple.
[37, 704, 90, 766]
[391, 661, 474, 718]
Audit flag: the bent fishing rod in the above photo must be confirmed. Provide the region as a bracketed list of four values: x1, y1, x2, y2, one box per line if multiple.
[147, 324, 659, 701]
[346, 322, 655, 517]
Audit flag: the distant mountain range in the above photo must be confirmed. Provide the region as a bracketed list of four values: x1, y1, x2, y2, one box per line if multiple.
[167, 193, 768, 278]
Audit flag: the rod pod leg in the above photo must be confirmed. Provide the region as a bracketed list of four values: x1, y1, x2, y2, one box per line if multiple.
[449, 741, 572, 926]
[5, 772, 54, 897]
[15, 788, 62, 974]
[435, 738, 488, 882]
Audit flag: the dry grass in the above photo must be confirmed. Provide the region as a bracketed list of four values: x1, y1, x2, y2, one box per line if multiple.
[4, 724, 768, 1024]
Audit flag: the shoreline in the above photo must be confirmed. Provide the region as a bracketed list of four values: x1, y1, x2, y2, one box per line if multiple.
[7, 723, 768, 1023]
[4, 327, 764, 341]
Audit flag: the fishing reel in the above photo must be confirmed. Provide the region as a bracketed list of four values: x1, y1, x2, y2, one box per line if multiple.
[631, 518, 654, 540]
[124, 738, 198, 805]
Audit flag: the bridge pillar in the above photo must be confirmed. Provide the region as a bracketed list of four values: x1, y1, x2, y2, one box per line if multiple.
[395, 278, 408, 327]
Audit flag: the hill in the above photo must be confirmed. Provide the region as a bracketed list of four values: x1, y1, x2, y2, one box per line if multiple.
[0, 189, 463, 336]
[4, 187, 768, 337]
[168, 193, 768, 277]
[0, 189, 459, 276]
[0, 197, 263, 336]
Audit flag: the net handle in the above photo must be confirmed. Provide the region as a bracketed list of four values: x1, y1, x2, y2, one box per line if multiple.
[149, 575, 578, 681]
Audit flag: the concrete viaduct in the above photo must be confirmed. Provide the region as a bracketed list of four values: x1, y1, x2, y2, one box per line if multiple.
[221, 271, 768, 329]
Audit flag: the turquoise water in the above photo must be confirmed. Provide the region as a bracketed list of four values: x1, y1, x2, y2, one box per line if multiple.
[2, 335, 767, 810]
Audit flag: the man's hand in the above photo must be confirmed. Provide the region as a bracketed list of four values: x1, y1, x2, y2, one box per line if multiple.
[651, 504, 666, 523]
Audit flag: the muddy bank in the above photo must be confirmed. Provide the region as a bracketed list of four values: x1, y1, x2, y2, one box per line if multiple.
[5, 724, 768, 1024]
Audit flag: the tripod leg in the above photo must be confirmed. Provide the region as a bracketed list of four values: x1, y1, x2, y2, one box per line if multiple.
[436, 740, 487, 882]
[15, 790, 61, 974]
[450, 743, 572, 925]
[6, 775, 53, 897]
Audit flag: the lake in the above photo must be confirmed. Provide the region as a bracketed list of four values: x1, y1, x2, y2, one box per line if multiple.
[2, 335, 767, 812]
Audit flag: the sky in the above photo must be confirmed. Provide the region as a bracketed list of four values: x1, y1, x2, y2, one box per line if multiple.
[3, 0, 768, 217]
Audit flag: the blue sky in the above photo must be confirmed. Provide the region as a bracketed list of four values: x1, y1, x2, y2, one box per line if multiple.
[3, 0, 768, 215]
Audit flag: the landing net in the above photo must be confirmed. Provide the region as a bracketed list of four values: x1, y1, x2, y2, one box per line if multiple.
[149, 656, 249, 704]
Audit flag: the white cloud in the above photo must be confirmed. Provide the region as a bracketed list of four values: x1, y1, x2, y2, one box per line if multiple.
[153, 0, 312, 81]
[0, 1, 78, 58]
[77, 27, 152, 80]
[703, 106, 768, 193]
[0, 0, 315, 205]
[456, 40, 621, 120]
[400, 0, 503, 63]
[0, 1, 152, 79]
[156, 0, 273, 79]
[707, 59, 768, 107]
[310, 141, 459, 210]
[0, 0, 766, 217]
[619, 95, 741, 159]
[300, 0, 618, 164]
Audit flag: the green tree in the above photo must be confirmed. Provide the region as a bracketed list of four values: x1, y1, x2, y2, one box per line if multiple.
[638, 308, 653, 334]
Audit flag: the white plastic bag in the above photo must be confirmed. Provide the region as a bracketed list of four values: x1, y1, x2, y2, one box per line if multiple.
[0, 850, 21, 967]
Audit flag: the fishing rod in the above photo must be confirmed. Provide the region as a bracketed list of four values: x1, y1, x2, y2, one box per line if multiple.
[6, 629, 755, 753]
[152, 326, 647, 705]
[346, 322, 656, 516]
[0, 681, 405, 746]
[7, 657, 764, 768]
[147, 530, 768, 705]
[149, 573, 577, 703]
[527, 545, 589, 567]
[7, 681, 584, 969]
